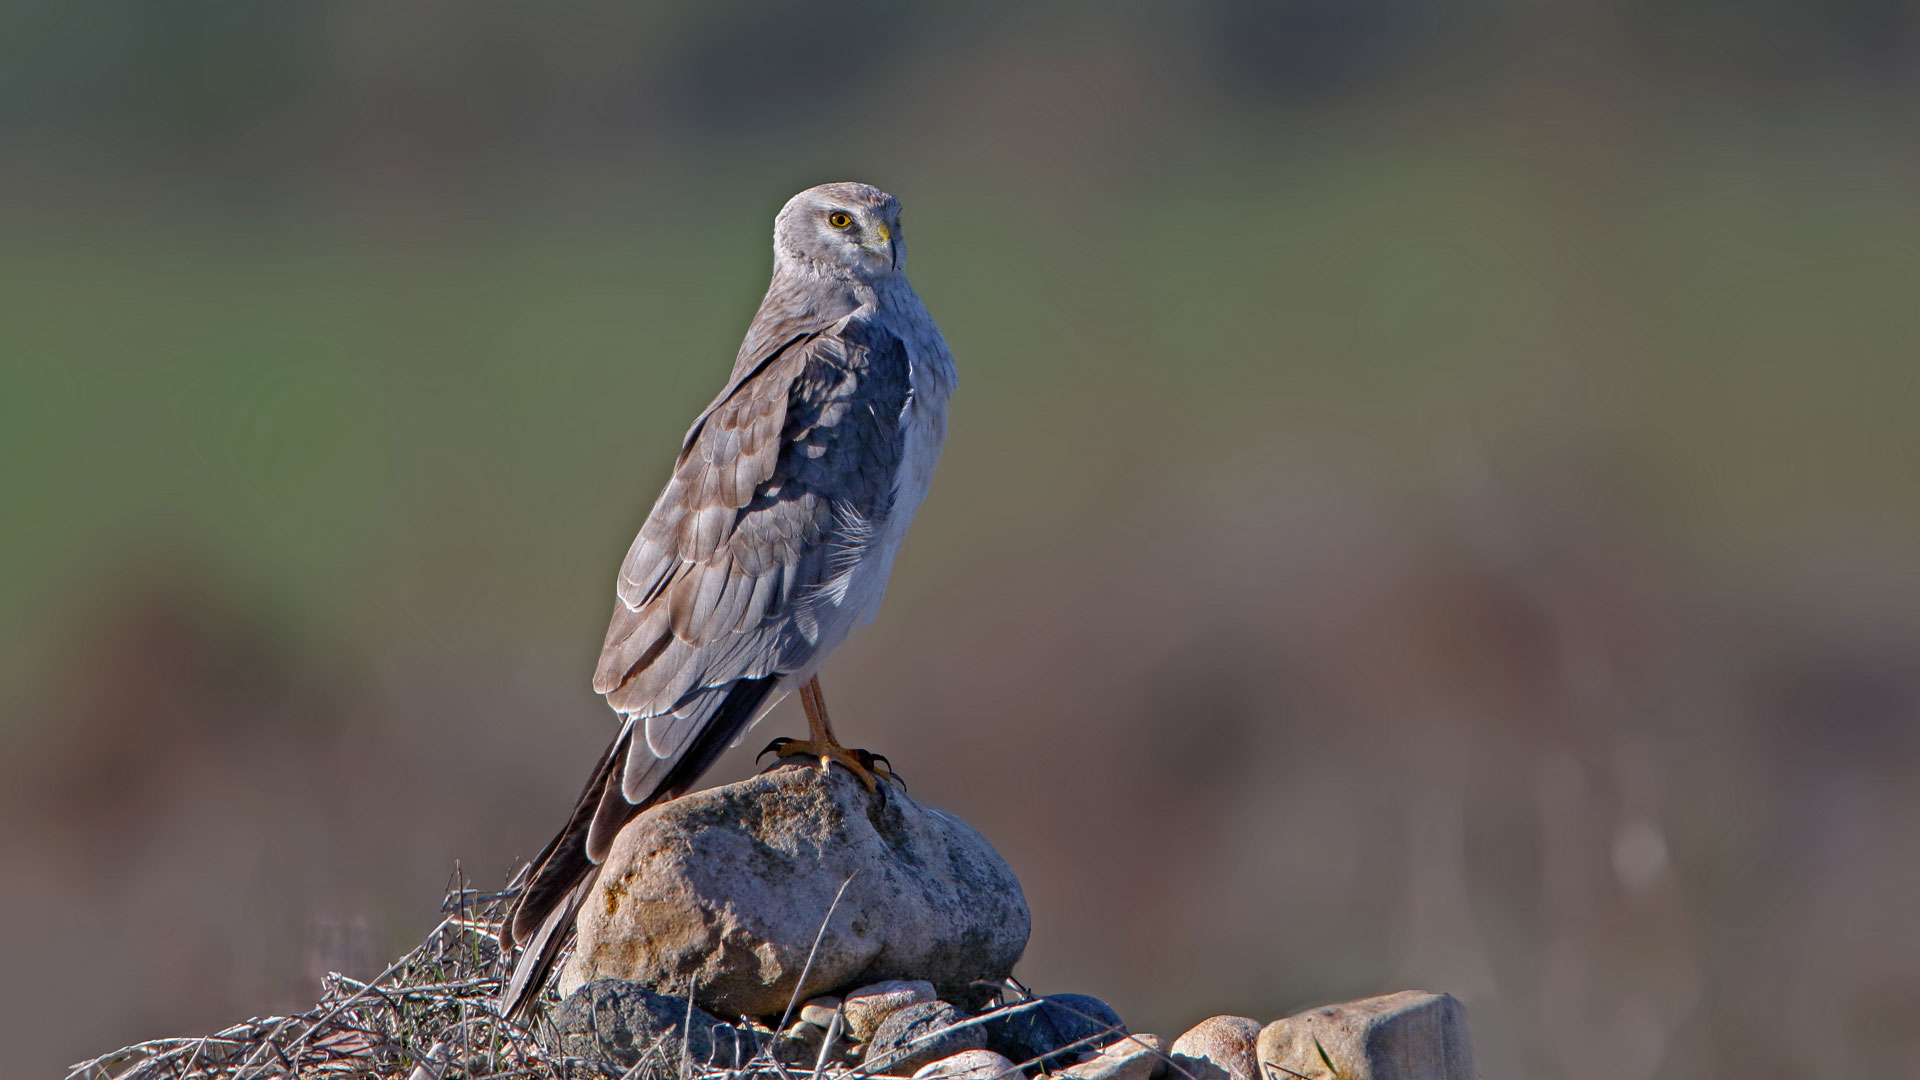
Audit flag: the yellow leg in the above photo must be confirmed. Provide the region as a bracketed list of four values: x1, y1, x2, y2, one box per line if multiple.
[801, 676, 835, 745]
[759, 676, 897, 790]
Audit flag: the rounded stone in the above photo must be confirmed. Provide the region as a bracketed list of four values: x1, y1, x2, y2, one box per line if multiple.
[549, 979, 757, 1071]
[866, 1000, 988, 1076]
[1169, 1016, 1260, 1080]
[983, 994, 1126, 1069]
[1060, 1035, 1162, 1080]
[1257, 992, 1475, 1080]
[912, 1049, 1023, 1080]
[773, 1019, 852, 1066]
[801, 995, 845, 1030]
[845, 979, 938, 1041]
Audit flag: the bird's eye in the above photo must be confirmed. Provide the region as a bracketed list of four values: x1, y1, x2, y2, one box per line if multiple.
[827, 211, 853, 230]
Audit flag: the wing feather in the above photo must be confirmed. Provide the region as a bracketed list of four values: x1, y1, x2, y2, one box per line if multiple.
[706, 562, 758, 641]
[643, 710, 695, 760]
[599, 316, 909, 721]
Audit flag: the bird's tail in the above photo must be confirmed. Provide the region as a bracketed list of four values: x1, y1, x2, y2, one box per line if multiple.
[499, 868, 596, 1019]
[496, 675, 782, 1019]
[497, 721, 637, 1019]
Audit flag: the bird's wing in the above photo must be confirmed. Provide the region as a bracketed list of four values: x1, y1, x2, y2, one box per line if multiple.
[595, 311, 912, 794]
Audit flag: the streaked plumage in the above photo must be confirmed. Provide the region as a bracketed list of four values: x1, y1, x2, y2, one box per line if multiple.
[499, 182, 956, 1016]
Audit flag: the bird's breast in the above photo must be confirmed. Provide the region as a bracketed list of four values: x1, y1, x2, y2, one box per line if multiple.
[827, 304, 952, 628]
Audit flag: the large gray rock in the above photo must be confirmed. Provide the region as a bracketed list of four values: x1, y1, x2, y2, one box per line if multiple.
[1256, 992, 1475, 1080]
[549, 979, 759, 1071]
[1169, 1015, 1260, 1080]
[560, 762, 1029, 1019]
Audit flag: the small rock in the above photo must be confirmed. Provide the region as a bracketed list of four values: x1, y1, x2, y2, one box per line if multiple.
[1166, 1058, 1227, 1080]
[911, 1049, 1023, 1080]
[772, 1019, 851, 1066]
[1115, 1035, 1170, 1080]
[801, 995, 844, 1030]
[1169, 1016, 1260, 1080]
[562, 764, 1029, 1017]
[1059, 1035, 1160, 1080]
[1256, 991, 1475, 1080]
[983, 994, 1126, 1069]
[549, 979, 758, 1071]
[866, 1000, 988, 1075]
[845, 979, 938, 1041]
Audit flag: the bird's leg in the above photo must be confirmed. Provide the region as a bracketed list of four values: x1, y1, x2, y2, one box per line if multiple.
[759, 676, 897, 791]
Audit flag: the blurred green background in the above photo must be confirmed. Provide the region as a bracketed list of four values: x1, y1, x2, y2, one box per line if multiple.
[4, 3, 1919, 1078]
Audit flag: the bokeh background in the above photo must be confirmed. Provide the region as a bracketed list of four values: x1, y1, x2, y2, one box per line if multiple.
[5, 3, 1919, 1077]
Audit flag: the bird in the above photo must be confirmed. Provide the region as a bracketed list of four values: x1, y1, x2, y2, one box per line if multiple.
[497, 182, 957, 1017]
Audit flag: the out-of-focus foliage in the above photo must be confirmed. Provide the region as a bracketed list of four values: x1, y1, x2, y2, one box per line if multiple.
[4, 4, 1918, 1079]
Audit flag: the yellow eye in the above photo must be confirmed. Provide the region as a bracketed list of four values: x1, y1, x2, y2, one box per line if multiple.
[827, 211, 853, 229]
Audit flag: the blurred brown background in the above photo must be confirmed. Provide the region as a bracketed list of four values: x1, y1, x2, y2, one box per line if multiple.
[5, 3, 1919, 1078]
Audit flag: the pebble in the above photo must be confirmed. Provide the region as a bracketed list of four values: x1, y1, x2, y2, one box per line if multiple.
[910, 1048, 1023, 1080]
[801, 995, 844, 1030]
[982, 993, 1126, 1069]
[845, 979, 938, 1041]
[772, 1019, 851, 1066]
[548, 979, 756, 1071]
[865, 1000, 988, 1075]
[1169, 1016, 1260, 1080]
[1257, 991, 1475, 1080]
[1058, 1034, 1161, 1080]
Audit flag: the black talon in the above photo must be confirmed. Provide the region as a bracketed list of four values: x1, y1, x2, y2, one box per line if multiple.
[758, 737, 798, 763]
[858, 750, 905, 788]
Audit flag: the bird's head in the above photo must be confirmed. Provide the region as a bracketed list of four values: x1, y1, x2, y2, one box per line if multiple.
[773, 182, 904, 280]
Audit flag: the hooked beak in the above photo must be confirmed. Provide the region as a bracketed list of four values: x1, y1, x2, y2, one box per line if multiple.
[866, 221, 898, 269]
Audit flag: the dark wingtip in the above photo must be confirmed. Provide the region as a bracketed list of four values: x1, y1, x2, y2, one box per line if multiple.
[499, 875, 593, 1020]
[503, 724, 634, 949]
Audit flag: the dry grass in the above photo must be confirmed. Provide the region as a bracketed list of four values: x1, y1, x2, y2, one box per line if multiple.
[64, 868, 597, 1080]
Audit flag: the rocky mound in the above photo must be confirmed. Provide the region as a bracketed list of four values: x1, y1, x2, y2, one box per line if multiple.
[68, 760, 1477, 1080]
[548, 759, 1476, 1080]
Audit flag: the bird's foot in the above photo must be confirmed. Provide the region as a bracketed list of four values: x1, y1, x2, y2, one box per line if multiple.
[757, 737, 900, 791]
